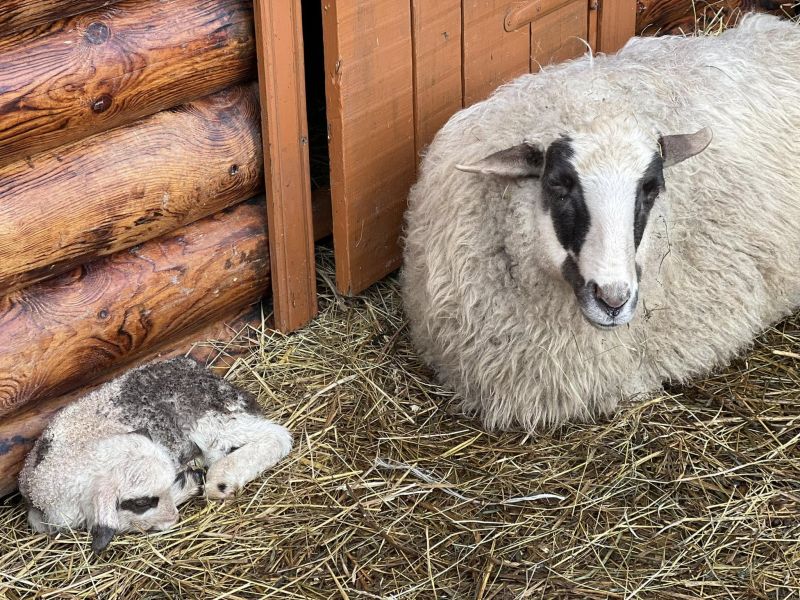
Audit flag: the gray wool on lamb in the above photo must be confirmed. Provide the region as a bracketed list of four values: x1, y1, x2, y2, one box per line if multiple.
[401, 15, 800, 430]
[19, 357, 292, 554]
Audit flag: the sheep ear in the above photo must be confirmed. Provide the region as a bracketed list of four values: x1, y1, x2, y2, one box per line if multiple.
[659, 127, 712, 167]
[90, 524, 117, 555]
[85, 478, 119, 555]
[456, 142, 544, 178]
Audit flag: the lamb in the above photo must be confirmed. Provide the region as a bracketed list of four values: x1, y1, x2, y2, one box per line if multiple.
[18, 357, 292, 554]
[401, 14, 800, 431]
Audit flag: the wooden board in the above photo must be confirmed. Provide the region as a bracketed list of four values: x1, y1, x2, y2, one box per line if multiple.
[0, 84, 263, 295]
[322, 0, 416, 295]
[411, 0, 463, 156]
[597, 0, 636, 53]
[0, 0, 120, 35]
[0, 200, 270, 418]
[531, 0, 589, 71]
[254, 0, 317, 331]
[462, 0, 531, 105]
[0, 0, 256, 168]
[0, 303, 264, 498]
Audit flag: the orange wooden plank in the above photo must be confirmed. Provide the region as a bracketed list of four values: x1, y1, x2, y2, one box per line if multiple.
[322, 0, 416, 295]
[412, 0, 463, 156]
[462, 0, 531, 106]
[531, 0, 589, 71]
[253, 0, 317, 330]
[597, 0, 636, 53]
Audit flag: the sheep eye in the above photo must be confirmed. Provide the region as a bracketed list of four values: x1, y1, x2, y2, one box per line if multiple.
[642, 178, 659, 196]
[546, 173, 574, 197]
[119, 496, 159, 514]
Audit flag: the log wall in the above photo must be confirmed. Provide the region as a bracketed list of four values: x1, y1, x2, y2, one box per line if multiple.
[0, 84, 263, 295]
[0, 0, 256, 168]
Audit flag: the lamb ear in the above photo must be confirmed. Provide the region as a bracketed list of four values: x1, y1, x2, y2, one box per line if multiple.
[456, 142, 544, 178]
[85, 477, 119, 555]
[90, 524, 117, 555]
[659, 127, 712, 167]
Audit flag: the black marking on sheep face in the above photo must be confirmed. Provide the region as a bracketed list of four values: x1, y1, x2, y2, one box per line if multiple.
[541, 138, 590, 254]
[634, 153, 665, 249]
[119, 495, 160, 514]
[113, 357, 264, 459]
[91, 524, 117, 554]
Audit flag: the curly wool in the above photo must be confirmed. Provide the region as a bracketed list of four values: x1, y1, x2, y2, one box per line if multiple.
[401, 15, 800, 430]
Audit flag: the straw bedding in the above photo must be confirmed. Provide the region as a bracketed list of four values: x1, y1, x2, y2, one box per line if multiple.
[0, 247, 797, 599]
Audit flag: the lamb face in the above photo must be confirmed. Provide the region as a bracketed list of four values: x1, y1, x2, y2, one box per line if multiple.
[457, 117, 711, 329]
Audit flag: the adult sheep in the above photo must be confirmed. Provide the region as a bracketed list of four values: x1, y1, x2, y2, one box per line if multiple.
[401, 14, 800, 431]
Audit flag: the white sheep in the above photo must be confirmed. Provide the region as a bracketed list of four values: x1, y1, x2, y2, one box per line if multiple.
[402, 15, 800, 431]
[18, 357, 292, 554]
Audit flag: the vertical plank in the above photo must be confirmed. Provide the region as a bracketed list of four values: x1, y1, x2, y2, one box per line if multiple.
[322, 0, 416, 295]
[462, 0, 531, 106]
[531, 0, 589, 71]
[411, 0, 463, 156]
[597, 0, 636, 53]
[253, 0, 318, 330]
[588, 0, 599, 52]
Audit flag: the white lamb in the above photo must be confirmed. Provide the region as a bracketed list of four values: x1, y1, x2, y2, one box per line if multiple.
[18, 357, 292, 554]
[402, 15, 800, 431]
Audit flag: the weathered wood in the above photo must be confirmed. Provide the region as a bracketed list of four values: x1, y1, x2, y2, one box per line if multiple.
[0, 0, 120, 36]
[254, 0, 317, 331]
[0, 199, 269, 418]
[0, 0, 256, 168]
[597, 0, 636, 52]
[322, 0, 416, 295]
[412, 0, 463, 156]
[636, 0, 793, 35]
[0, 84, 263, 295]
[0, 303, 264, 498]
[531, 0, 589, 71]
[462, 0, 531, 105]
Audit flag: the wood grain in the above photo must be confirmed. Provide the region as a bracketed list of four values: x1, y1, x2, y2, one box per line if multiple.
[462, 0, 531, 105]
[0, 0, 120, 36]
[531, 0, 588, 71]
[0, 303, 264, 498]
[411, 0, 463, 156]
[254, 0, 317, 331]
[322, 0, 416, 295]
[636, 0, 793, 35]
[0, 199, 270, 418]
[0, 0, 256, 168]
[597, 0, 636, 53]
[0, 84, 263, 295]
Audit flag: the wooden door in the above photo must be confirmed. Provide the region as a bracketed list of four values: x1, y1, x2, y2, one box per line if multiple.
[323, 0, 634, 295]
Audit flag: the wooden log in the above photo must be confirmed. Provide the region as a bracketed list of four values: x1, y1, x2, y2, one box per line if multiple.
[254, 0, 318, 331]
[0, 303, 264, 498]
[0, 199, 269, 418]
[0, 0, 256, 168]
[636, 0, 793, 35]
[0, 84, 263, 296]
[0, 1, 121, 36]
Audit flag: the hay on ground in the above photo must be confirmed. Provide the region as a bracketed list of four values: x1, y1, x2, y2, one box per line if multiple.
[0, 248, 798, 599]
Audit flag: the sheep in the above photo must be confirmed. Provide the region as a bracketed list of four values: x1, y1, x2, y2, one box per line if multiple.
[401, 14, 800, 431]
[18, 357, 292, 554]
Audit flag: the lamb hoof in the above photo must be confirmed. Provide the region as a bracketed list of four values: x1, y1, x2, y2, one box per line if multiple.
[205, 459, 239, 500]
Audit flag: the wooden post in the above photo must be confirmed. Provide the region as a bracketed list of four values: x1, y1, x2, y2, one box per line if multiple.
[253, 0, 318, 331]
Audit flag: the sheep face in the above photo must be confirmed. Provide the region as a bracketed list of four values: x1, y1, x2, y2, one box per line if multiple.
[83, 433, 183, 553]
[457, 118, 711, 329]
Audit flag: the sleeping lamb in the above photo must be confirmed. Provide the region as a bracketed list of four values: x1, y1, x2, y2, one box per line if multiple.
[18, 357, 292, 554]
[401, 14, 800, 430]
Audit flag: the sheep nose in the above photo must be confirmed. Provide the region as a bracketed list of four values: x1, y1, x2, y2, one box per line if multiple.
[593, 282, 631, 316]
